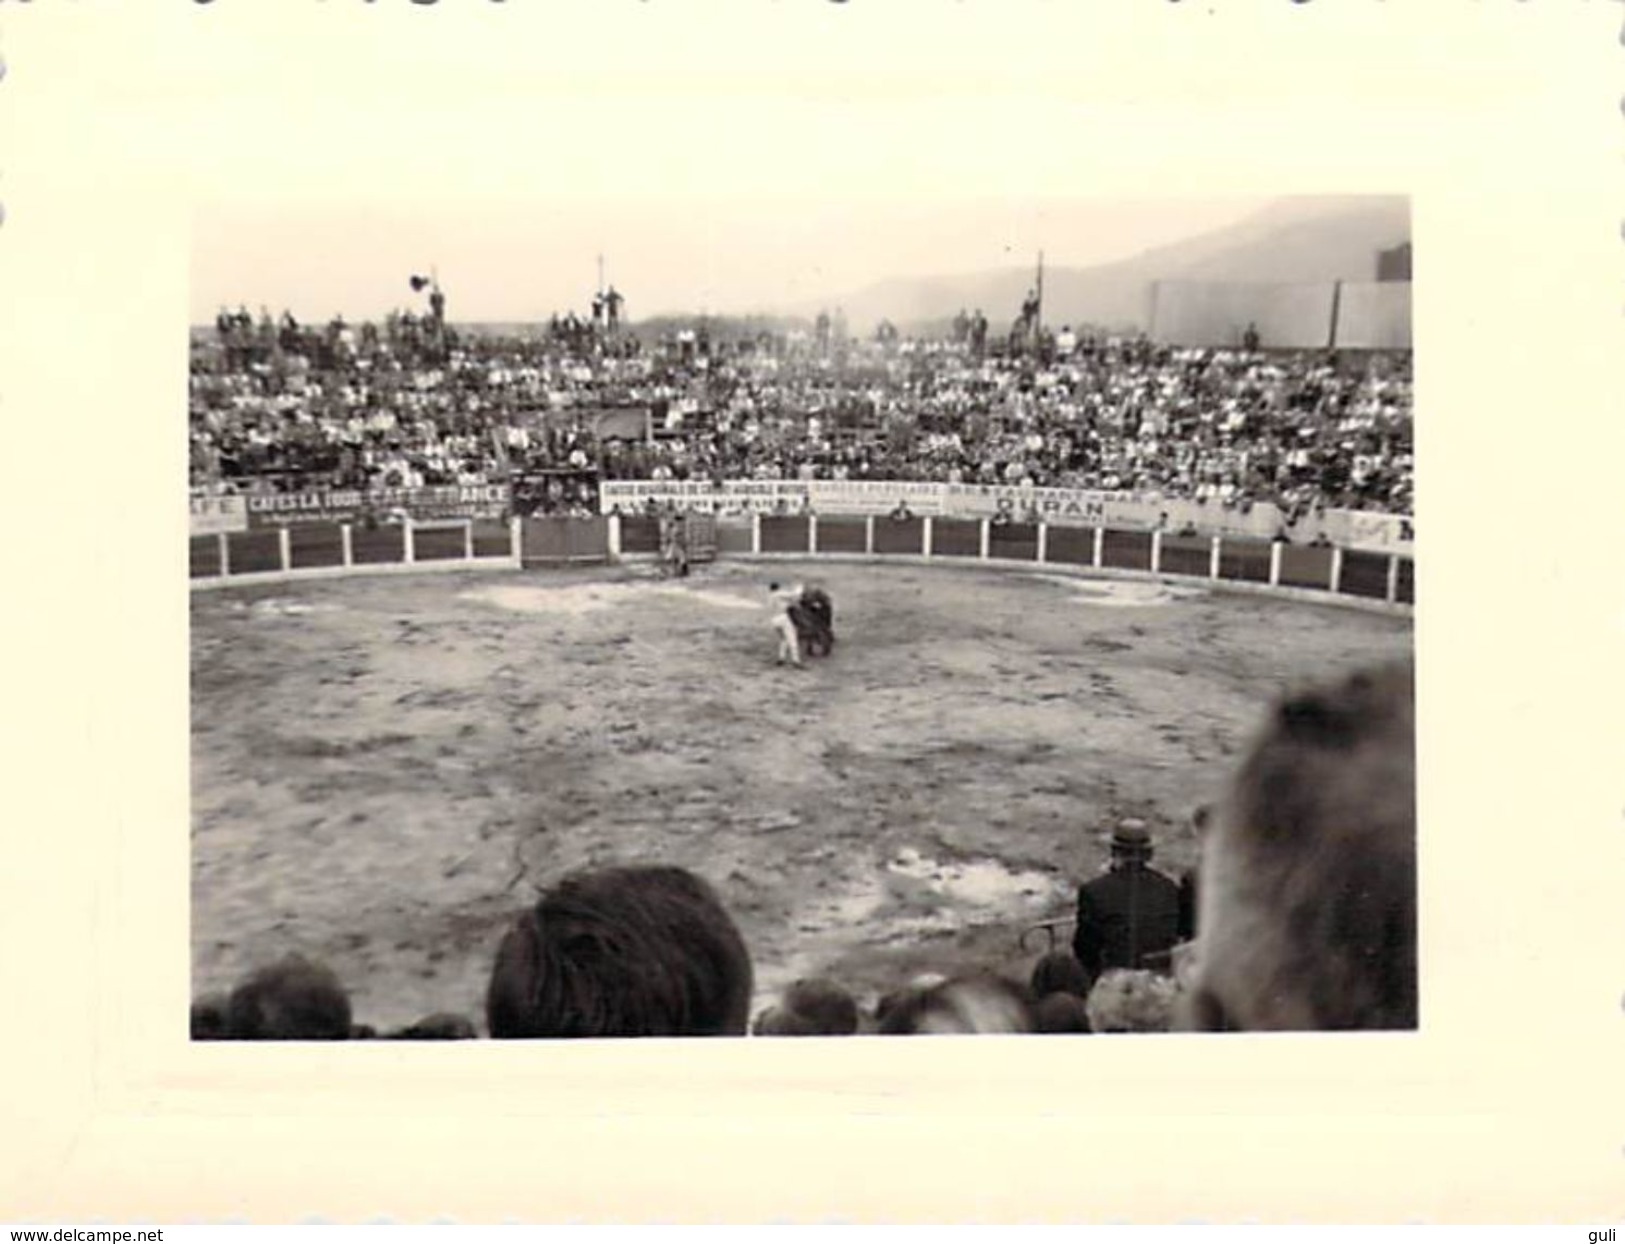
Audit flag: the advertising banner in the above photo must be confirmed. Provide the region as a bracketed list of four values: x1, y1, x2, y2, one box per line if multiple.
[601, 479, 948, 517]
[189, 494, 248, 536]
[598, 478, 1408, 548]
[244, 484, 511, 528]
[1317, 508, 1415, 552]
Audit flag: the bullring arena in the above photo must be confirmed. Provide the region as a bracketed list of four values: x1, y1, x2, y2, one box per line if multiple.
[190, 513, 1414, 1033]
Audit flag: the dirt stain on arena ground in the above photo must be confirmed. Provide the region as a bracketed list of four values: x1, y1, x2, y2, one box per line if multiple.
[191, 561, 1413, 1032]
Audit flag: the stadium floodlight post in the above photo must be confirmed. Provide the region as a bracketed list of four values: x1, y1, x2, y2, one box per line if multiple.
[864, 514, 875, 555]
[1269, 540, 1284, 587]
[403, 517, 416, 565]
[1091, 526, 1104, 569]
[1150, 528, 1163, 575]
[217, 531, 230, 578]
[1329, 544, 1345, 594]
[1385, 553, 1400, 604]
[979, 518, 990, 560]
[463, 519, 475, 563]
[340, 523, 353, 568]
[751, 511, 762, 555]
[278, 525, 292, 574]
[1209, 535, 1222, 580]
[1035, 521, 1048, 565]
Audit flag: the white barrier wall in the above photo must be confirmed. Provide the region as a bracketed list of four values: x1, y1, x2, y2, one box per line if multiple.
[191, 513, 1414, 613]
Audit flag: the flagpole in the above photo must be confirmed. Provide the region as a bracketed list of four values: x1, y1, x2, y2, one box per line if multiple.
[1035, 250, 1044, 335]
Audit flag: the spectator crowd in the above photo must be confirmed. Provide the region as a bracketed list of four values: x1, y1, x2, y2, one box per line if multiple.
[191, 302, 1413, 527]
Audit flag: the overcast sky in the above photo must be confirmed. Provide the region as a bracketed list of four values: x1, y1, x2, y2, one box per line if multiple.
[155, 3, 1423, 325]
[191, 196, 1286, 325]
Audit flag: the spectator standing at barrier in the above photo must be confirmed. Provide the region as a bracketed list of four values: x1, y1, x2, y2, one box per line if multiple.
[1072, 819, 1183, 978]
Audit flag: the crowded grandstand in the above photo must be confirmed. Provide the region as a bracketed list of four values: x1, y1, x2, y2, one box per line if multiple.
[190, 256, 1415, 1039]
[189, 284, 1413, 535]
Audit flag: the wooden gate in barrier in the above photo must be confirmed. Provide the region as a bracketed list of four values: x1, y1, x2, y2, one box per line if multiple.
[520, 515, 610, 567]
[685, 513, 718, 564]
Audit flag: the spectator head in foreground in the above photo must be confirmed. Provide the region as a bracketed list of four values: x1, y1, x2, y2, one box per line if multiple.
[752, 1005, 820, 1036]
[190, 992, 231, 1040]
[781, 977, 860, 1035]
[1182, 661, 1417, 1032]
[389, 1012, 478, 1040]
[1029, 950, 1094, 1001]
[1032, 991, 1093, 1034]
[486, 864, 754, 1038]
[876, 973, 1034, 1036]
[225, 954, 353, 1040]
[1085, 969, 1180, 1034]
[752, 977, 860, 1037]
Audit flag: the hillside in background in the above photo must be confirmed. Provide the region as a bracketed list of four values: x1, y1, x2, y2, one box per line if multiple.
[191, 198, 1408, 342]
[817, 196, 1410, 335]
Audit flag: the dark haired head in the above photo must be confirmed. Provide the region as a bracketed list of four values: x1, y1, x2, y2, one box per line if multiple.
[389, 1012, 477, 1040]
[225, 954, 353, 1040]
[190, 992, 230, 1040]
[1029, 951, 1094, 1001]
[780, 977, 860, 1036]
[487, 865, 754, 1038]
[1032, 991, 1093, 1034]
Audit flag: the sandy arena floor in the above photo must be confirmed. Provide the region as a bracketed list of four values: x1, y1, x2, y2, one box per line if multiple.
[191, 559, 1414, 1033]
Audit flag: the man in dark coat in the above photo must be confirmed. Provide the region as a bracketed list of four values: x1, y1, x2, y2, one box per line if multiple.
[1072, 819, 1183, 978]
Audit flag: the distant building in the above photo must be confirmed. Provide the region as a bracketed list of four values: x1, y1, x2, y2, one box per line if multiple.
[1376, 242, 1412, 283]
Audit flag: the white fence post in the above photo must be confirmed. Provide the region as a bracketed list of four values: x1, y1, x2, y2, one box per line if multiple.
[980, 519, 991, 560]
[1036, 522, 1048, 564]
[402, 517, 416, 565]
[217, 531, 230, 577]
[509, 515, 523, 565]
[1386, 553, 1400, 604]
[1269, 540, 1283, 587]
[463, 519, 475, 562]
[1330, 545, 1345, 593]
[277, 526, 291, 573]
[808, 513, 819, 555]
[340, 524, 353, 568]
[1209, 535, 1222, 580]
[1092, 526, 1104, 569]
[864, 515, 875, 555]
[606, 513, 622, 560]
[1150, 528, 1163, 575]
[923, 515, 934, 559]
[751, 512, 762, 555]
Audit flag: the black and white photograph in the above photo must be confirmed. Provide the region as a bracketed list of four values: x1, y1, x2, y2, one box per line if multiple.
[5, 0, 1619, 1227]
[187, 194, 1416, 1041]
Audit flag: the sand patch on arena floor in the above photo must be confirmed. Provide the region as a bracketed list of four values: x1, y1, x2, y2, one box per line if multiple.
[460, 582, 761, 616]
[1029, 573, 1206, 607]
[229, 596, 344, 617]
[888, 847, 1066, 907]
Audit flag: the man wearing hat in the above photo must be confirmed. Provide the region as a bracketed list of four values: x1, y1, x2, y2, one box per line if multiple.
[1071, 819, 1183, 978]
